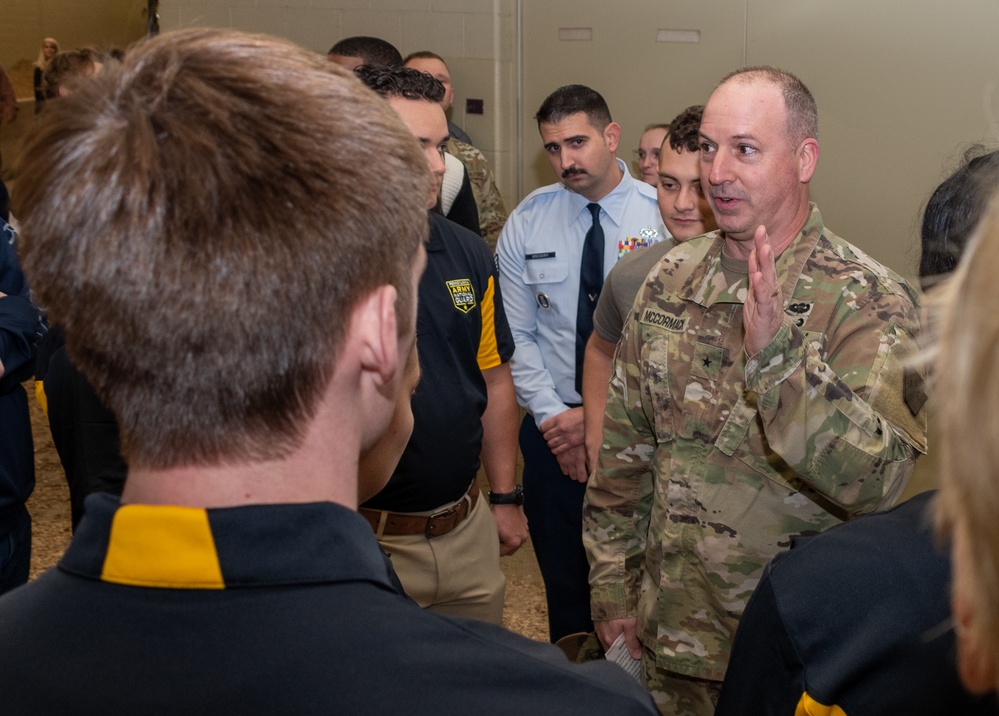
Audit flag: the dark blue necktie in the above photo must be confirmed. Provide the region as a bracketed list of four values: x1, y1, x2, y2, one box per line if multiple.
[575, 202, 604, 393]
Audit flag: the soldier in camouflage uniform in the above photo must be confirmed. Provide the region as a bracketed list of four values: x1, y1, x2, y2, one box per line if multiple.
[582, 66, 928, 715]
[448, 137, 508, 250]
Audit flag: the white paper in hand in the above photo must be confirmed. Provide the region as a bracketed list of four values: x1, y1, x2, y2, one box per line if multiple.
[604, 633, 642, 682]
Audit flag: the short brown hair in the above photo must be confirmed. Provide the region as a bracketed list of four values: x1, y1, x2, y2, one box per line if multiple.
[13, 28, 428, 469]
[718, 66, 818, 145]
[403, 50, 447, 68]
[535, 84, 612, 132]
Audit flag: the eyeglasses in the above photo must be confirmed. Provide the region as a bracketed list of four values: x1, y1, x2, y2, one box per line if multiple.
[633, 148, 661, 162]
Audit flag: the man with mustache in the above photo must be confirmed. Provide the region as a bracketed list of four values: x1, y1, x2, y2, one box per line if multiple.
[496, 84, 665, 643]
[583, 66, 927, 714]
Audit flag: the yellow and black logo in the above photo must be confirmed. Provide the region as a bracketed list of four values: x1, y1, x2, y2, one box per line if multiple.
[447, 279, 476, 313]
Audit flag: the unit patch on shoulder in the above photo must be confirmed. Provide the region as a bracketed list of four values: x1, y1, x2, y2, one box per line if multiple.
[447, 278, 477, 313]
[640, 307, 688, 332]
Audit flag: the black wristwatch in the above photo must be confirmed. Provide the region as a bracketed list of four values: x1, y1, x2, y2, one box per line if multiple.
[489, 484, 524, 506]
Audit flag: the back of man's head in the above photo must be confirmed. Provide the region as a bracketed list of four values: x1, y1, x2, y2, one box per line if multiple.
[717, 65, 818, 146]
[403, 50, 447, 68]
[327, 36, 403, 67]
[667, 105, 704, 153]
[42, 47, 101, 99]
[354, 64, 445, 104]
[535, 84, 612, 131]
[13, 27, 428, 470]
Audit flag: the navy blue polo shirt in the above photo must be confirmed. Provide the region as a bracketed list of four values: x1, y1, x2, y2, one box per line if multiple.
[716, 491, 999, 715]
[364, 212, 514, 512]
[0, 493, 659, 714]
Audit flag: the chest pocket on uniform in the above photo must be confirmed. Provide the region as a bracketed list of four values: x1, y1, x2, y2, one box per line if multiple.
[680, 341, 731, 440]
[712, 331, 826, 487]
[523, 258, 569, 286]
[524, 258, 571, 328]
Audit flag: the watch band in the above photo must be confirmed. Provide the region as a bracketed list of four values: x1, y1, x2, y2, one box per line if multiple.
[488, 484, 524, 506]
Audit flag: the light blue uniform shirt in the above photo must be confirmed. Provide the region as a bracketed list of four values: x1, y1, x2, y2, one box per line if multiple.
[497, 159, 667, 427]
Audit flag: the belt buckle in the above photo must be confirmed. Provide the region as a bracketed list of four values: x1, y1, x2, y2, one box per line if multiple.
[426, 504, 458, 538]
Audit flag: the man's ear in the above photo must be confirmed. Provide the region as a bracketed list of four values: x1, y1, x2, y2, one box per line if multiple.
[797, 138, 819, 183]
[355, 284, 401, 391]
[604, 121, 621, 154]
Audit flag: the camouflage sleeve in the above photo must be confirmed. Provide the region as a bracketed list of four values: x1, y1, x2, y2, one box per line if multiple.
[449, 140, 508, 251]
[468, 161, 507, 250]
[745, 285, 927, 514]
[583, 315, 656, 620]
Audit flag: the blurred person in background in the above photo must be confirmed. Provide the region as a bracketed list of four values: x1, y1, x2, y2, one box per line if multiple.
[634, 124, 669, 187]
[33, 38, 59, 113]
[0, 64, 18, 170]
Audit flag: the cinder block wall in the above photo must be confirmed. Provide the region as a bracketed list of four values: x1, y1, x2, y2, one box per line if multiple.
[162, 0, 518, 210]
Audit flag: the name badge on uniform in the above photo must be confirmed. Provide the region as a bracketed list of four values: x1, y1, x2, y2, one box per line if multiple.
[640, 307, 687, 332]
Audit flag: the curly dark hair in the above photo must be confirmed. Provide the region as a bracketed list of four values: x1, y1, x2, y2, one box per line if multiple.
[667, 105, 704, 153]
[354, 64, 445, 104]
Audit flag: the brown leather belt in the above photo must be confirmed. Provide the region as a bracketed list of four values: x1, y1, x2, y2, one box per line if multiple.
[359, 481, 479, 539]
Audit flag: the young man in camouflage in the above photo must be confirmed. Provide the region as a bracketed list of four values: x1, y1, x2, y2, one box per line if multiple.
[582, 66, 928, 715]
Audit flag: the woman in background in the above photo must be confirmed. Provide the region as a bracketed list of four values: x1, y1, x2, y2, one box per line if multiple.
[633, 123, 668, 187]
[33, 37, 59, 113]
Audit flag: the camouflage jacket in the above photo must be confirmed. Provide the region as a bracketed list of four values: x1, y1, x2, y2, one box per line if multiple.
[448, 138, 508, 250]
[583, 205, 927, 681]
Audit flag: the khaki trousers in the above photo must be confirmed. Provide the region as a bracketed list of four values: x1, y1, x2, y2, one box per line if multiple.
[377, 493, 505, 624]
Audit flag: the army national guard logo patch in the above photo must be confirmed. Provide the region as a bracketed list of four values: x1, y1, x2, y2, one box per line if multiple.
[447, 279, 477, 313]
